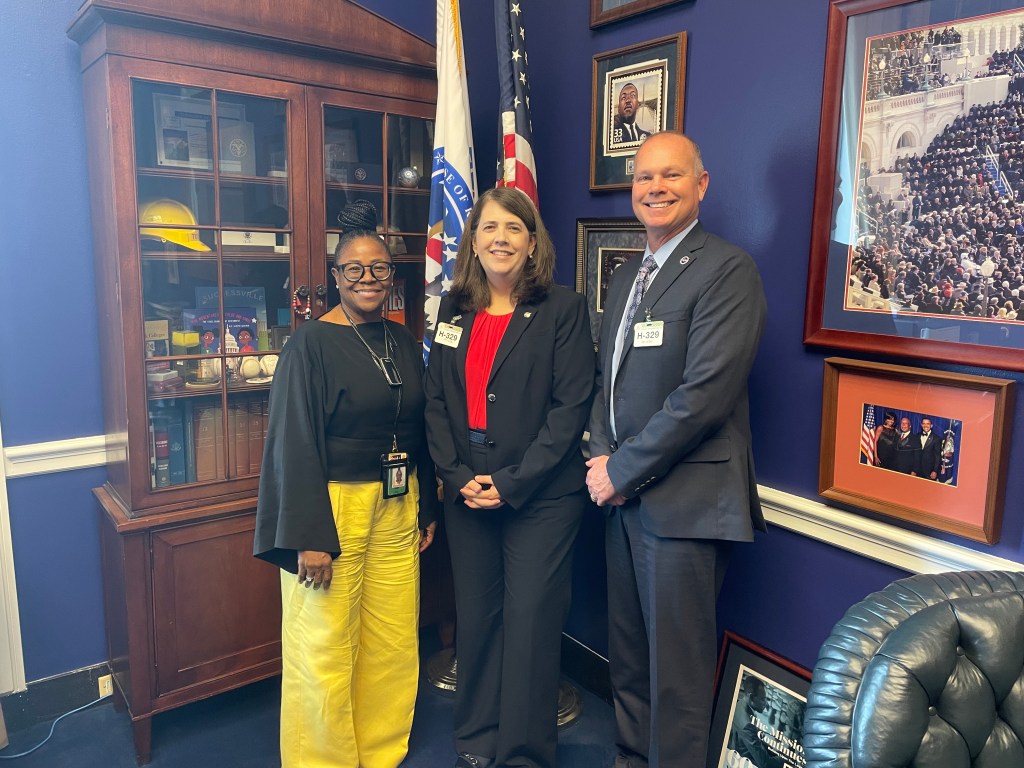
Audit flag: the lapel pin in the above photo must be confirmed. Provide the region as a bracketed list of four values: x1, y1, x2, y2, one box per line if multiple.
[524, 311, 532, 318]
[679, 255, 690, 265]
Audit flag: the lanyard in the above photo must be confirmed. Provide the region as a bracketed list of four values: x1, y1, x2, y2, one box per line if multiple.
[339, 305, 403, 451]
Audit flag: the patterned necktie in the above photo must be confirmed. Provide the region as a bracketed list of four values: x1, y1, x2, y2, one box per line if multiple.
[622, 255, 658, 347]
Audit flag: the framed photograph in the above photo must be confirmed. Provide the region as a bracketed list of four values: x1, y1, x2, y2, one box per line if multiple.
[591, 34, 686, 191]
[590, 0, 687, 28]
[153, 94, 248, 172]
[707, 631, 811, 768]
[820, 357, 1014, 544]
[805, 1, 1024, 370]
[576, 218, 647, 342]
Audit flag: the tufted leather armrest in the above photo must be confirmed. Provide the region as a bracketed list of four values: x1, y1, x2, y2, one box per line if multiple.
[803, 570, 1024, 767]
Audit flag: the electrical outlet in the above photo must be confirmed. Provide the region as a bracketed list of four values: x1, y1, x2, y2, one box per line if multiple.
[98, 674, 113, 698]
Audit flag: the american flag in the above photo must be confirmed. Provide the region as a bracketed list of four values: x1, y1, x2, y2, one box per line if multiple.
[424, 0, 478, 360]
[860, 406, 877, 466]
[495, 0, 538, 206]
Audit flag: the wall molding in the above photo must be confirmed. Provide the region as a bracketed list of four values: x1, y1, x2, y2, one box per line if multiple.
[3, 435, 1020, 576]
[759, 485, 1023, 574]
[2, 436, 116, 479]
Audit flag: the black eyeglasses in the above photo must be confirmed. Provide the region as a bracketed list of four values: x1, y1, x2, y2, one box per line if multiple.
[334, 261, 396, 282]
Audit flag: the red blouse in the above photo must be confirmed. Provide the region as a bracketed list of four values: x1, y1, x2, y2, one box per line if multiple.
[466, 309, 513, 429]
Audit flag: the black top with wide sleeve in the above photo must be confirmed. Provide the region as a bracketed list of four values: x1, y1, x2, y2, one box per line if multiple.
[254, 318, 434, 572]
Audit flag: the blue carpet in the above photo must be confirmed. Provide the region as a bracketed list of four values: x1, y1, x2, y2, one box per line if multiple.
[0, 672, 616, 767]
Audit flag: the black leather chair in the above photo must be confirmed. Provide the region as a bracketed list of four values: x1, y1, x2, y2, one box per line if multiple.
[803, 570, 1024, 766]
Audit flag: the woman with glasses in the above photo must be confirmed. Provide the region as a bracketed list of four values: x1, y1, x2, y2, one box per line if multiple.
[255, 201, 436, 768]
[424, 188, 595, 768]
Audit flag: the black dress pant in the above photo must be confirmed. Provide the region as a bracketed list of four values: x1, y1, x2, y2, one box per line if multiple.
[445, 442, 584, 768]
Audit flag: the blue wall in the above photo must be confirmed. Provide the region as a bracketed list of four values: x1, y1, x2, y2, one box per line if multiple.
[2, 0, 108, 682]
[2, 0, 1023, 683]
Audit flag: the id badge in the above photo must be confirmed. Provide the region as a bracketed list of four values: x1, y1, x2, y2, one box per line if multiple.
[381, 452, 410, 498]
[435, 322, 463, 348]
[633, 320, 664, 347]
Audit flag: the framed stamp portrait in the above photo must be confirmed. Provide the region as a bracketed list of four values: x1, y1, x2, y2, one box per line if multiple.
[820, 357, 1014, 544]
[805, 1, 1024, 371]
[576, 218, 647, 342]
[707, 632, 811, 768]
[591, 33, 686, 191]
[590, 0, 687, 28]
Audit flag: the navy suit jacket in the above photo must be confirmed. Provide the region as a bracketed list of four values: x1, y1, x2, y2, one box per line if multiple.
[424, 286, 595, 511]
[589, 222, 767, 541]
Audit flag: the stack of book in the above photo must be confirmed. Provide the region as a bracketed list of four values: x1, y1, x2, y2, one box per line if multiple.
[148, 394, 269, 489]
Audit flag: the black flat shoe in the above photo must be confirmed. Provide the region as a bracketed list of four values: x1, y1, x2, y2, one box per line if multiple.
[455, 753, 494, 768]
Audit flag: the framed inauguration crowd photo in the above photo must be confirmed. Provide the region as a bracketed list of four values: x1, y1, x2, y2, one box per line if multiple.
[804, 0, 1024, 371]
[591, 33, 686, 191]
[819, 357, 1014, 544]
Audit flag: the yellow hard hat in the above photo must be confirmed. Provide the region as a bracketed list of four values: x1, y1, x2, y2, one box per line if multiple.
[139, 198, 211, 252]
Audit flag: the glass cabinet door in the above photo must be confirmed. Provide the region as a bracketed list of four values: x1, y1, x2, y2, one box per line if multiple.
[322, 105, 433, 341]
[133, 80, 291, 489]
[386, 114, 432, 342]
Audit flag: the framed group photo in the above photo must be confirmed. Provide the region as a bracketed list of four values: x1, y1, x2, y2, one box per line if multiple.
[804, 0, 1024, 371]
[589, 0, 687, 28]
[591, 33, 686, 191]
[819, 357, 1014, 544]
[576, 218, 647, 342]
[707, 632, 811, 768]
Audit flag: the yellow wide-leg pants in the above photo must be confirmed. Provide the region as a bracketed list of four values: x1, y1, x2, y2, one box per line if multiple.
[280, 475, 420, 768]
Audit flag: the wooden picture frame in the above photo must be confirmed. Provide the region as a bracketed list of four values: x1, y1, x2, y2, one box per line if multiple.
[590, 0, 687, 28]
[590, 34, 686, 191]
[707, 631, 811, 768]
[804, 1, 1024, 370]
[820, 357, 1014, 544]
[576, 217, 647, 343]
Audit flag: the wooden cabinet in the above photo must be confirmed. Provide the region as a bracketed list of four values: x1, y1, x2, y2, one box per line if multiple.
[68, 2, 451, 762]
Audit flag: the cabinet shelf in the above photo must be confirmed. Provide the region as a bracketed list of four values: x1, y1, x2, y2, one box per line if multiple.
[325, 181, 384, 193]
[137, 166, 290, 184]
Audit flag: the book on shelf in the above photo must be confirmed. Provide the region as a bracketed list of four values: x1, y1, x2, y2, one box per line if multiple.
[214, 404, 225, 480]
[182, 399, 197, 484]
[167, 414, 187, 486]
[193, 402, 222, 482]
[148, 415, 157, 489]
[145, 319, 170, 358]
[194, 287, 270, 350]
[153, 418, 171, 488]
[248, 396, 265, 474]
[149, 401, 190, 488]
[229, 400, 250, 478]
[181, 307, 259, 355]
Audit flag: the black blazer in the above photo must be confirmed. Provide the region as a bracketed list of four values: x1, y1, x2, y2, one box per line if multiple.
[424, 286, 595, 511]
